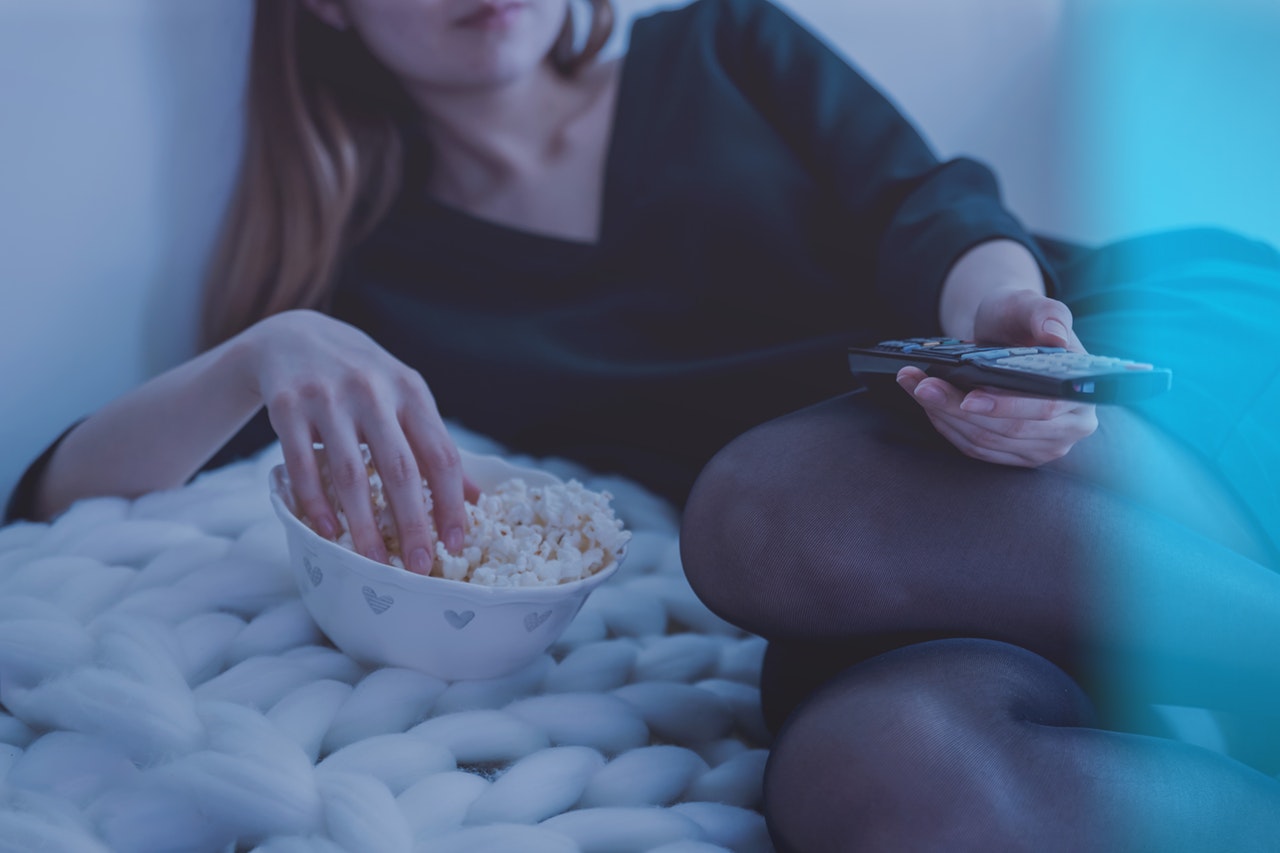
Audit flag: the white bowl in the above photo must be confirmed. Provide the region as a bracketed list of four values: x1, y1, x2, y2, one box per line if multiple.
[268, 450, 622, 681]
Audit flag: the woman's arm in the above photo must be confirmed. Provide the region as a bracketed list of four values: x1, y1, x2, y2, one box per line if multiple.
[28, 311, 473, 572]
[32, 332, 260, 520]
[707, 0, 1060, 333]
[697, 0, 1093, 466]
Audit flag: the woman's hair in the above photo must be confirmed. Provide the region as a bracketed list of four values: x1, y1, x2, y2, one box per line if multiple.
[201, 0, 615, 349]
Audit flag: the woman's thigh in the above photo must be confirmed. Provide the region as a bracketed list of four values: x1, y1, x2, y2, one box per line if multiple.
[681, 383, 1276, 728]
[681, 382, 1273, 629]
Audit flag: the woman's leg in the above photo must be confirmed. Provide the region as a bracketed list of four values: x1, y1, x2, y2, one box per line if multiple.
[681, 388, 1280, 713]
[1063, 227, 1280, 559]
[763, 638, 1280, 853]
[679, 388, 1280, 846]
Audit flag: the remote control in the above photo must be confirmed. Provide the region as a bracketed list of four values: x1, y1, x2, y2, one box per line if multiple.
[848, 338, 1172, 403]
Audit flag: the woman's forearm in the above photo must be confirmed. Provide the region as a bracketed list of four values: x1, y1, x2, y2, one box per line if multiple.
[32, 331, 264, 521]
[938, 239, 1046, 340]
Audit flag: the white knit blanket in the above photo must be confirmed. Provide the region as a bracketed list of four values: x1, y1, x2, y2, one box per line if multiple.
[0, 427, 773, 853]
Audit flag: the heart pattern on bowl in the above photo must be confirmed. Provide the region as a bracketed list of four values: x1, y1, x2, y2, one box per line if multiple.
[524, 610, 553, 632]
[304, 557, 323, 587]
[444, 609, 475, 629]
[361, 586, 393, 615]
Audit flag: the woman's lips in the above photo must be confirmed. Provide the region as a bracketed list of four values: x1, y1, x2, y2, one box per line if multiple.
[454, 1, 526, 29]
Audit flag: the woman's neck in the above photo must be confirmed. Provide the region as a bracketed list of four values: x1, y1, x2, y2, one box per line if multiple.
[408, 59, 615, 202]
[399, 56, 622, 243]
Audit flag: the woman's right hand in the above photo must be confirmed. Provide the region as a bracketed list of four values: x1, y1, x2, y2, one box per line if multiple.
[241, 309, 475, 574]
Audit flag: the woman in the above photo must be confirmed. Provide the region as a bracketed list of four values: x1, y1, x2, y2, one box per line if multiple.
[7, 0, 1280, 848]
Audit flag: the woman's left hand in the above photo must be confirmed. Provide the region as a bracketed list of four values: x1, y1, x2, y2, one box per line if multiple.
[897, 288, 1099, 467]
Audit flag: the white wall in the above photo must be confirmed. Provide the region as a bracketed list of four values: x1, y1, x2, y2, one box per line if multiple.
[1, 0, 1277, 512]
[0, 0, 253, 510]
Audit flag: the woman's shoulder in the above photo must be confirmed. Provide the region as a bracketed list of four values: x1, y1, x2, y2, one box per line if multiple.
[634, 0, 786, 25]
[629, 0, 817, 63]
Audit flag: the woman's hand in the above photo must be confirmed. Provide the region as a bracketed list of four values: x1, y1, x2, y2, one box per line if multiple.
[897, 288, 1098, 467]
[243, 310, 477, 573]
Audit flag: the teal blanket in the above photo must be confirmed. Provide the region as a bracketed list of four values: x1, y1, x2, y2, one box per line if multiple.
[1057, 227, 1280, 558]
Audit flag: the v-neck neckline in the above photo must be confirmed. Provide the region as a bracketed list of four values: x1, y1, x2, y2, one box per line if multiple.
[410, 17, 653, 253]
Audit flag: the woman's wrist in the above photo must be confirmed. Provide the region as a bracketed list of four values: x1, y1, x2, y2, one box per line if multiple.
[224, 318, 268, 406]
[938, 239, 1045, 340]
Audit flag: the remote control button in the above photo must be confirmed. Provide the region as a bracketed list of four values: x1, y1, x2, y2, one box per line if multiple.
[993, 356, 1040, 369]
[1006, 347, 1039, 355]
[1124, 362, 1154, 370]
[960, 349, 1010, 361]
[994, 354, 1108, 373]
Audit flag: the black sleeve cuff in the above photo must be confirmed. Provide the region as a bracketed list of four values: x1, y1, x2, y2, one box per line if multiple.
[3, 420, 84, 525]
[875, 158, 1061, 335]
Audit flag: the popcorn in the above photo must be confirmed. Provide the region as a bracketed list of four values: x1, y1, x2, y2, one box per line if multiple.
[307, 449, 630, 587]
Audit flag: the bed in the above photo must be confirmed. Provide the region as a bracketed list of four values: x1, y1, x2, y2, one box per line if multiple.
[0, 425, 775, 852]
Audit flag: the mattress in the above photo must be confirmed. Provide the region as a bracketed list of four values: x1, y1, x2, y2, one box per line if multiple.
[0, 426, 773, 852]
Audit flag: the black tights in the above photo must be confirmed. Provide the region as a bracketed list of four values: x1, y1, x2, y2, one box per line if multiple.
[680, 388, 1280, 852]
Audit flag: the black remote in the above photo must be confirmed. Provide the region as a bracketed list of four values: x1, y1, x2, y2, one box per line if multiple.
[848, 338, 1172, 403]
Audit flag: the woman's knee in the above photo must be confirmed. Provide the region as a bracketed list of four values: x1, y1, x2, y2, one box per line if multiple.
[763, 639, 1096, 852]
[679, 422, 787, 629]
[679, 393, 948, 636]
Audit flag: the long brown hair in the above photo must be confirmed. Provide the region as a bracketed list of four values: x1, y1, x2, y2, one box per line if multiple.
[201, 0, 615, 349]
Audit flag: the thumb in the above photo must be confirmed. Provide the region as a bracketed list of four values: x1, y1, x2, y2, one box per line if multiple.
[1032, 300, 1086, 353]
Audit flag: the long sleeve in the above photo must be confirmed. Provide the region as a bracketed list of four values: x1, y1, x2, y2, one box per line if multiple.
[708, 0, 1058, 330]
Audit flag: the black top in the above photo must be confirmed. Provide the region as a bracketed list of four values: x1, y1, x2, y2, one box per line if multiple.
[327, 0, 1055, 502]
[6, 0, 1054, 520]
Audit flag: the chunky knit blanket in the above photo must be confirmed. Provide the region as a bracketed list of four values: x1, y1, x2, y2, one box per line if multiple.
[0, 428, 773, 853]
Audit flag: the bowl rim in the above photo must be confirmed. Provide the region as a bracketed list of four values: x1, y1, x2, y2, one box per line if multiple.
[267, 456, 624, 600]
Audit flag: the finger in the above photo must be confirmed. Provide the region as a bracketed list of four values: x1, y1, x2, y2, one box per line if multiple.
[899, 369, 1095, 454]
[949, 405, 1097, 442]
[929, 408, 1082, 465]
[316, 420, 388, 564]
[902, 371, 1094, 435]
[463, 475, 483, 503]
[270, 404, 339, 539]
[895, 365, 927, 394]
[958, 396, 1099, 442]
[400, 402, 468, 556]
[958, 389, 1088, 422]
[923, 411, 1041, 468]
[896, 370, 965, 411]
[362, 413, 437, 575]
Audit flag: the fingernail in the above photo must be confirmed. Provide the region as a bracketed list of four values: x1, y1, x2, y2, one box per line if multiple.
[410, 547, 431, 575]
[962, 395, 995, 413]
[367, 544, 388, 564]
[915, 385, 944, 404]
[317, 518, 337, 539]
[1043, 318, 1069, 340]
[446, 526, 464, 554]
